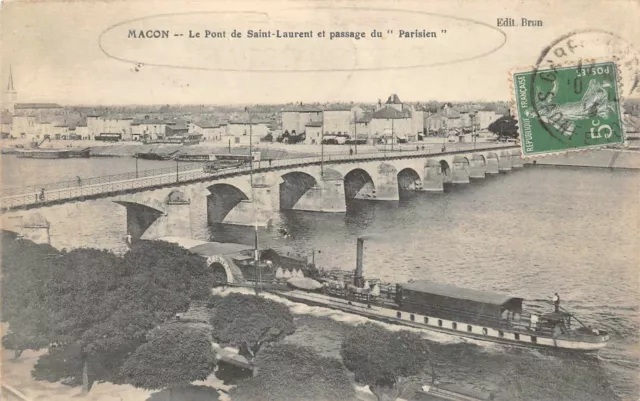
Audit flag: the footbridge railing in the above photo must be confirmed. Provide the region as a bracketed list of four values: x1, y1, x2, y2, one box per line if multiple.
[1, 144, 516, 212]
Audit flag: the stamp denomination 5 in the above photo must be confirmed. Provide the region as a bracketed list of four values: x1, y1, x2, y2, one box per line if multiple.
[513, 61, 624, 156]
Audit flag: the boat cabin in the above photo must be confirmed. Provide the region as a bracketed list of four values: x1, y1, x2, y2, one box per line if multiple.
[396, 280, 524, 325]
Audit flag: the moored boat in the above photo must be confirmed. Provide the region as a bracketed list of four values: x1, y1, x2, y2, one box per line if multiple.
[274, 237, 609, 352]
[16, 149, 70, 159]
[134, 150, 179, 160]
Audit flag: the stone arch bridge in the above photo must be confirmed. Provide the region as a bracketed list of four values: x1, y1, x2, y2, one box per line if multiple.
[2, 146, 522, 243]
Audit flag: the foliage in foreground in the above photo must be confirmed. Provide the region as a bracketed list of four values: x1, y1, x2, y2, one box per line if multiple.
[1, 234, 214, 393]
[230, 343, 357, 401]
[210, 293, 295, 359]
[120, 323, 217, 390]
[341, 323, 430, 401]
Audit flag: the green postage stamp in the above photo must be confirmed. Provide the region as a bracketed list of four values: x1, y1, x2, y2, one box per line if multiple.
[513, 61, 625, 156]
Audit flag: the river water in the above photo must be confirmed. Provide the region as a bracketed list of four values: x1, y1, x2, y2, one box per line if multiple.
[1, 155, 638, 400]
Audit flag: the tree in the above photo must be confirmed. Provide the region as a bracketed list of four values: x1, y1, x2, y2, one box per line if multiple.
[487, 114, 519, 139]
[35, 247, 129, 393]
[210, 293, 295, 360]
[230, 343, 356, 401]
[69, 240, 214, 393]
[120, 323, 216, 396]
[1, 236, 215, 395]
[1, 232, 62, 358]
[340, 323, 430, 401]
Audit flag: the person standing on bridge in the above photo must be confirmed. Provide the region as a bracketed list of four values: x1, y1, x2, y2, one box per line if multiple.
[39, 188, 46, 202]
[349, 147, 353, 156]
[553, 292, 561, 313]
[77, 176, 82, 187]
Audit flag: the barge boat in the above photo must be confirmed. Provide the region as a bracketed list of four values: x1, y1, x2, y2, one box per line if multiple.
[275, 237, 609, 352]
[15, 147, 90, 159]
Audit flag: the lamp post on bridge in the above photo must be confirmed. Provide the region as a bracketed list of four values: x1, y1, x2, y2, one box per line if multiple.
[321, 118, 324, 178]
[135, 154, 139, 179]
[246, 106, 260, 295]
[353, 110, 358, 155]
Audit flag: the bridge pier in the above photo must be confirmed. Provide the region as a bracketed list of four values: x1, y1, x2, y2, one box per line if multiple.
[164, 191, 193, 238]
[422, 159, 444, 192]
[499, 151, 512, 172]
[21, 213, 51, 244]
[370, 163, 399, 200]
[452, 156, 470, 184]
[511, 149, 524, 168]
[223, 176, 279, 227]
[117, 189, 194, 241]
[486, 153, 499, 174]
[292, 171, 346, 213]
[469, 154, 486, 179]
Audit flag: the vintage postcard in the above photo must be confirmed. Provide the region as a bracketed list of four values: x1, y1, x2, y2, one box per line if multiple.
[1, 1, 639, 401]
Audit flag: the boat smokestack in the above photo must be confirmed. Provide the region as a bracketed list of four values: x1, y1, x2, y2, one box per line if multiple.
[354, 237, 365, 287]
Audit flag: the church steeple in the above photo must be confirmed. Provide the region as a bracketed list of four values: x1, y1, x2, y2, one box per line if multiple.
[3, 65, 17, 113]
[7, 66, 15, 92]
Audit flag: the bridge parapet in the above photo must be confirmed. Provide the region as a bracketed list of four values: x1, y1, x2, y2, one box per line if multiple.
[1, 145, 515, 212]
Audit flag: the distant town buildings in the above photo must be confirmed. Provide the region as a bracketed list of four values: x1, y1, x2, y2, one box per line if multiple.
[190, 121, 225, 141]
[225, 120, 270, 145]
[1, 66, 523, 145]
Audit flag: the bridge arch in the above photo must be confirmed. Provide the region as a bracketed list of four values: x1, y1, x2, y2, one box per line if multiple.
[472, 154, 486, 165]
[470, 154, 487, 179]
[485, 152, 500, 174]
[210, 261, 230, 286]
[452, 156, 471, 184]
[113, 201, 164, 241]
[344, 168, 376, 200]
[397, 168, 422, 191]
[280, 171, 318, 210]
[207, 183, 249, 224]
[439, 160, 452, 184]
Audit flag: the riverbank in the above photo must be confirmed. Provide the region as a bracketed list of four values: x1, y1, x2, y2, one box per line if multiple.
[524, 148, 640, 169]
[1, 138, 503, 160]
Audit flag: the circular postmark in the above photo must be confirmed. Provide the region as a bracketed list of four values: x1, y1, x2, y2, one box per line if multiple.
[527, 30, 639, 148]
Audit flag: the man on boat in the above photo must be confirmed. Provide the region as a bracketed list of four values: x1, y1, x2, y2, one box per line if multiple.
[553, 293, 560, 313]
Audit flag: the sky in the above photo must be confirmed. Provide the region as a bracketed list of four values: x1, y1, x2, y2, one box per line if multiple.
[1, 0, 639, 105]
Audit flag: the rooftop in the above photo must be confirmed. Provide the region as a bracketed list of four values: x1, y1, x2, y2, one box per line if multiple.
[131, 118, 170, 125]
[385, 94, 403, 105]
[371, 106, 407, 120]
[193, 120, 221, 128]
[401, 280, 522, 306]
[228, 119, 271, 125]
[324, 105, 353, 112]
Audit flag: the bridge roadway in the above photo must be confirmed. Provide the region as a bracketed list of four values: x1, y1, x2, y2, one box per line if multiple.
[1, 144, 517, 213]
